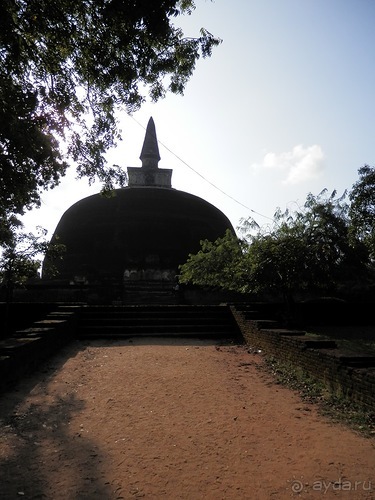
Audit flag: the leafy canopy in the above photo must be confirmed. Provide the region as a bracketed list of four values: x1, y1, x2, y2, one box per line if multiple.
[0, 0, 220, 220]
[179, 229, 246, 291]
[179, 189, 371, 302]
[349, 165, 375, 259]
[0, 223, 65, 301]
[242, 190, 369, 300]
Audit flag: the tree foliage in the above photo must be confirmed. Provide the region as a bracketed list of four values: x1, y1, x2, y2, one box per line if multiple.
[349, 165, 375, 259]
[243, 190, 370, 301]
[179, 190, 371, 303]
[0, 223, 65, 301]
[179, 229, 245, 291]
[0, 0, 220, 222]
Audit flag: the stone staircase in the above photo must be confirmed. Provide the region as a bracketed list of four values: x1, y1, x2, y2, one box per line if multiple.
[76, 304, 243, 341]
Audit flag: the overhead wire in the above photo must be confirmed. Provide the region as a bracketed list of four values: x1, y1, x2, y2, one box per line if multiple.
[130, 115, 274, 222]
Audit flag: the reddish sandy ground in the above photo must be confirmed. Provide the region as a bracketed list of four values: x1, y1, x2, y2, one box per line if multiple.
[0, 337, 374, 499]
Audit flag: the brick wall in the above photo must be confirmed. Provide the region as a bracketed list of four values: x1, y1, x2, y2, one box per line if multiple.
[230, 306, 375, 412]
[0, 305, 80, 392]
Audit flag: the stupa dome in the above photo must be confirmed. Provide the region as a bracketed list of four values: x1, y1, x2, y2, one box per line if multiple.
[42, 118, 234, 288]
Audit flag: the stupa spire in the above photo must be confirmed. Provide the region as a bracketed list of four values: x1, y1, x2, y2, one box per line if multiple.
[140, 117, 161, 169]
[127, 117, 172, 187]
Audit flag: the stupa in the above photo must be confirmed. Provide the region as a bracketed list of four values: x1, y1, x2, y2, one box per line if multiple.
[42, 118, 234, 301]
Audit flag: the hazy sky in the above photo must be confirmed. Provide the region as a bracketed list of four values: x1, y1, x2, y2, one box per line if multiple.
[22, 0, 375, 236]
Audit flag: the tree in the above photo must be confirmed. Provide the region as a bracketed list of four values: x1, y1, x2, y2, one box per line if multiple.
[179, 190, 371, 304]
[243, 190, 370, 303]
[0, 224, 65, 302]
[349, 165, 375, 259]
[0, 0, 220, 227]
[178, 229, 246, 291]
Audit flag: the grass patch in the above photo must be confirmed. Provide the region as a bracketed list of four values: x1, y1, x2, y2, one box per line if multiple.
[261, 356, 375, 438]
[334, 338, 375, 355]
[305, 325, 375, 355]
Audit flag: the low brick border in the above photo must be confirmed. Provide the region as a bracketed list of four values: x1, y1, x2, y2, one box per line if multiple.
[0, 305, 81, 392]
[230, 305, 375, 412]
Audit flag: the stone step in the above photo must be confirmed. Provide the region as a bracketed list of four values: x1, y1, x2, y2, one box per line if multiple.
[78, 323, 237, 334]
[288, 337, 338, 349]
[260, 328, 307, 336]
[242, 311, 262, 319]
[77, 329, 236, 340]
[0, 337, 40, 354]
[334, 353, 375, 368]
[231, 302, 272, 313]
[76, 305, 242, 340]
[80, 308, 231, 316]
[80, 309, 233, 318]
[80, 318, 235, 327]
[248, 319, 280, 329]
[123, 292, 178, 305]
[81, 305, 226, 312]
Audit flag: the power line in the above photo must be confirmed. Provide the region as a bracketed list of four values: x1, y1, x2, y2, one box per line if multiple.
[130, 115, 274, 222]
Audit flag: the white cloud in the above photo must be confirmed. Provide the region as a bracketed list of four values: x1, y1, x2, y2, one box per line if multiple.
[251, 144, 325, 185]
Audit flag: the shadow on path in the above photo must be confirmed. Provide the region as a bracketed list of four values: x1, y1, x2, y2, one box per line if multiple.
[0, 342, 113, 499]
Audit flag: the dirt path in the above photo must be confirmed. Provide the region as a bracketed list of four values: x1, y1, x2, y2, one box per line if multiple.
[0, 337, 374, 499]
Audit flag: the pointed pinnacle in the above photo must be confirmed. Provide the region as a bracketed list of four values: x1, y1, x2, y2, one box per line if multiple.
[140, 117, 161, 169]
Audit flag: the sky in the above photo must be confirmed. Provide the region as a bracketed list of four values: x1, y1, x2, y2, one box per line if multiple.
[21, 0, 375, 237]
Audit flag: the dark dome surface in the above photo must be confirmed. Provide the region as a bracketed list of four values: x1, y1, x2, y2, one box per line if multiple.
[43, 186, 234, 282]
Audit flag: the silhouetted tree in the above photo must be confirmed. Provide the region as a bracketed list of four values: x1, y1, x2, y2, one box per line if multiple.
[179, 229, 246, 291]
[0, 225, 64, 303]
[179, 190, 371, 305]
[349, 165, 375, 260]
[0, 0, 220, 236]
